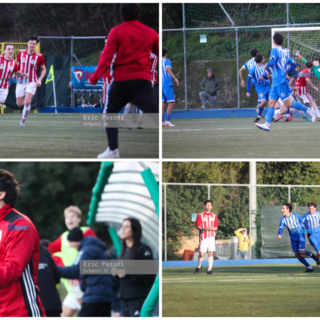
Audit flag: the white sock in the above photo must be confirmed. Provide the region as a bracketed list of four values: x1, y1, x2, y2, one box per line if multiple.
[274, 109, 281, 117]
[124, 103, 133, 113]
[198, 257, 203, 268]
[21, 105, 31, 125]
[315, 108, 320, 117]
[208, 257, 213, 271]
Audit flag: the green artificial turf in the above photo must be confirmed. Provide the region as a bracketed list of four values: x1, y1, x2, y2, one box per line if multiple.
[0, 114, 158, 158]
[162, 264, 320, 316]
[162, 118, 320, 158]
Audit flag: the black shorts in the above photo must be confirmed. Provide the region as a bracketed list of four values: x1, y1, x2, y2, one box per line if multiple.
[108, 79, 158, 114]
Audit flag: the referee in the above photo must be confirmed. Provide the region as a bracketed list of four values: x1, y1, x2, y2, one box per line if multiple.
[89, 3, 159, 158]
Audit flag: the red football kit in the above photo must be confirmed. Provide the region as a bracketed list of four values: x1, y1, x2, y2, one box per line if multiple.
[196, 212, 219, 242]
[0, 55, 18, 89]
[89, 20, 159, 84]
[16, 50, 45, 84]
[0, 204, 46, 317]
[293, 69, 310, 95]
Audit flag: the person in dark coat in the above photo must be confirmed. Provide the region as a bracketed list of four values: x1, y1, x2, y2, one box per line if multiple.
[199, 68, 221, 109]
[114, 218, 156, 317]
[57, 228, 119, 317]
[38, 240, 62, 317]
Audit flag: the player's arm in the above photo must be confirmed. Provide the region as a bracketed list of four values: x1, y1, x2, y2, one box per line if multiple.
[305, 77, 319, 92]
[166, 66, 179, 86]
[289, 77, 296, 91]
[246, 75, 252, 97]
[36, 63, 46, 87]
[277, 218, 284, 239]
[0, 220, 37, 289]
[212, 216, 219, 231]
[266, 50, 277, 69]
[239, 66, 246, 87]
[195, 215, 205, 231]
[89, 28, 117, 85]
[293, 50, 307, 64]
[48, 235, 62, 254]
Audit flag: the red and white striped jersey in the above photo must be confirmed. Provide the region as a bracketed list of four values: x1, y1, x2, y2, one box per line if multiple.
[293, 69, 310, 95]
[150, 52, 158, 84]
[16, 50, 45, 83]
[196, 212, 219, 241]
[0, 55, 18, 89]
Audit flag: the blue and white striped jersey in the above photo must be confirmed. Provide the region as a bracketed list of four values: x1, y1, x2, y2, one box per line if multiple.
[302, 211, 320, 235]
[248, 64, 270, 87]
[162, 58, 173, 88]
[278, 213, 305, 240]
[267, 47, 296, 88]
[243, 58, 256, 72]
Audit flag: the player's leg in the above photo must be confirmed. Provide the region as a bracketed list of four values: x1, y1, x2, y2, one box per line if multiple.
[0, 89, 9, 107]
[195, 240, 207, 274]
[20, 83, 37, 127]
[254, 98, 266, 123]
[293, 237, 313, 272]
[16, 84, 27, 126]
[199, 91, 209, 109]
[255, 98, 277, 131]
[137, 109, 144, 129]
[123, 102, 134, 130]
[307, 235, 320, 267]
[207, 237, 215, 274]
[305, 93, 320, 120]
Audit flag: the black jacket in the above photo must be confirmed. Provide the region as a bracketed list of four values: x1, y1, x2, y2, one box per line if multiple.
[119, 242, 156, 300]
[37, 246, 62, 315]
[201, 74, 221, 96]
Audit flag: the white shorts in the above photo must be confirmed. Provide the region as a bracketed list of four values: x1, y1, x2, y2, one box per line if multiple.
[199, 237, 216, 253]
[277, 94, 294, 107]
[16, 82, 37, 98]
[295, 93, 314, 104]
[62, 293, 82, 311]
[0, 89, 9, 103]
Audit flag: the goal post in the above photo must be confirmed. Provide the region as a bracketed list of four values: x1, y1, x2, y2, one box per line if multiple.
[271, 27, 320, 107]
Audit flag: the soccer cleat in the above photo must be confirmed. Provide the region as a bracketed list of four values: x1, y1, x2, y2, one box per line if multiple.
[97, 147, 120, 159]
[19, 123, 25, 128]
[162, 122, 168, 127]
[308, 108, 316, 122]
[303, 116, 311, 122]
[304, 268, 313, 273]
[254, 117, 261, 123]
[284, 115, 293, 122]
[273, 114, 283, 122]
[165, 121, 175, 127]
[207, 270, 214, 274]
[194, 266, 202, 274]
[255, 123, 270, 132]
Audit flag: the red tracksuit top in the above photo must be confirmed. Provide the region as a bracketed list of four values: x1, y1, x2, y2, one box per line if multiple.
[0, 204, 46, 317]
[89, 20, 159, 84]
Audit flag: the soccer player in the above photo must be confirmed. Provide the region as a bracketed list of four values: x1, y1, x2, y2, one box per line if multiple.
[277, 203, 318, 272]
[89, 3, 159, 159]
[246, 54, 270, 123]
[0, 44, 19, 104]
[239, 48, 258, 88]
[162, 47, 179, 127]
[294, 50, 320, 80]
[255, 33, 316, 132]
[194, 200, 219, 275]
[16, 35, 46, 127]
[0, 169, 46, 316]
[302, 202, 320, 267]
[289, 62, 320, 121]
[48, 205, 97, 317]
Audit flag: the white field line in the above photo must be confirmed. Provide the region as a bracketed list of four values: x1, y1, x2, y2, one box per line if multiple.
[163, 277, 318, 283]
[163, 126, 320, 132]
[0, 119, 80, 124]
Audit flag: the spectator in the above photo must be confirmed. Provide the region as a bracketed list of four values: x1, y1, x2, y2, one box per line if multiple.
[57, 227, 119, 317]
[234, 227, 254, 260]
[38, 240, 62, 317]
[48, 205, 97, 317]
[114, 218, 156, 317]
[199, 68, 221, 109]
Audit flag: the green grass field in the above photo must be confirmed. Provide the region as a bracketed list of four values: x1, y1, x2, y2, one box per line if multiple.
[162, 117, 320, 158]
[163, 264, 320, 317]
[1, 114, 158, 158]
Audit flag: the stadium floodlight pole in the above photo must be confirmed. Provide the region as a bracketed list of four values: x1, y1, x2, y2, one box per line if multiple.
[288, 186, 291, 203]
[164, 184, 167, 261]
[71, 36, 74, 107]
[182, 3, 188, 110]
[286, 3, 290, 49]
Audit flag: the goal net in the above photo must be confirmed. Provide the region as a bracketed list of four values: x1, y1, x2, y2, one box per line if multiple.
[272, 27, 320, 108]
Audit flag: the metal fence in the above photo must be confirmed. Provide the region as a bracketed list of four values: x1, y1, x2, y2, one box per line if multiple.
[162, 3, 320, 110]
[162, 182, 320, 261]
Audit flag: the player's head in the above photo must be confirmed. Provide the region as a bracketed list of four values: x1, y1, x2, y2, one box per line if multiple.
[119, 218, 142, 259]
[250, 48, 258, 58]
[282, 203, 292, 215]
[67, 227, 84, 250]
[120, 3, 141, 21]
[162, 47, 168, 58]
[273, 32, 284, 46]
[64, 205, 82, 230]
[4, 44, 14, 59]
[305, 61, 313, 70]
[308, 202, 317, 214]
[28, 35, 39, 51]
[255, 54, 264, 64]
[313, 59, 320, 67]
[204, 200, 212, 212]
[0, 169, 20, 208]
